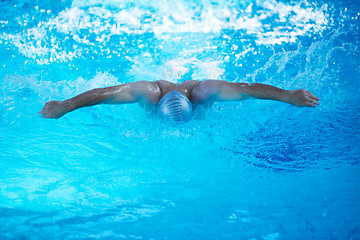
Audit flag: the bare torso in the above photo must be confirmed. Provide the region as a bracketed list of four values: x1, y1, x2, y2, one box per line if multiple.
[154, 80, 200, 102]
[38, 79, 320, 119]
[137, 80, 204, 114]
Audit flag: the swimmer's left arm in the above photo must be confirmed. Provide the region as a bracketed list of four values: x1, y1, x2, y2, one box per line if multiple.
[241, 83, 319, 107]
[193, 80, 319, 107]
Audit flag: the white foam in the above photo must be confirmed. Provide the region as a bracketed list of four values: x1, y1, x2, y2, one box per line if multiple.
[193, 60, 225, 80]
[165, 58, 195, 81]
[2, 0, 330, 64]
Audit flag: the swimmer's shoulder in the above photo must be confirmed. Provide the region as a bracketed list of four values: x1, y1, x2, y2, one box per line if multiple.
[154, 80, 173, 88]
[189, 80, 218, 104]
[181, 80, 201, 88]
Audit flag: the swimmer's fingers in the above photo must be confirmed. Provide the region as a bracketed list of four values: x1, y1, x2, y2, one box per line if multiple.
[305, 91, 319, 101]
[38, 101, 64, 119]
[38, 103, 50, 118]
[308, 94, 319, 101]
[291, 89, 319, 107]
[303, 90, 319, 107]
[39, 108, 51, 118]
[305, 99, 319, 107]
[38, 110, 45, 117]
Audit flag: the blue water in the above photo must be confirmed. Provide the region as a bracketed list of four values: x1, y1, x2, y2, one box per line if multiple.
[1, 0, 360, 239]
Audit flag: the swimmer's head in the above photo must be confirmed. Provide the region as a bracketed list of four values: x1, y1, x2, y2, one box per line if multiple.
[157, 91, 192, 122]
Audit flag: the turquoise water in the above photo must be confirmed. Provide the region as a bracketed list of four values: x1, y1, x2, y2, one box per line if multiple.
[1, 0, 360, 239]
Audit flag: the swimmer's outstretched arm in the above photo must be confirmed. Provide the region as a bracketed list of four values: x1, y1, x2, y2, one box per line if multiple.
[39, 81, 160, 119]
[192, 80, 319, 107]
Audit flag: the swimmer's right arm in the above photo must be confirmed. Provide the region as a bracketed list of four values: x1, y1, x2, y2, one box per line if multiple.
[39, 81, 160, 119]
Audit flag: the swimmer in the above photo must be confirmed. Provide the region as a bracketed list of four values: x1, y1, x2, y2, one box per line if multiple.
[39, 80, 319, 121]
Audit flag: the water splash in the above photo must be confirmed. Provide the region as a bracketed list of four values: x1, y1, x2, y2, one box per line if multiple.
[1, 0, 330, 64]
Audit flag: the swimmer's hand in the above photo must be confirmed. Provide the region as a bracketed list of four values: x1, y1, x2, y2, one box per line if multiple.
[287, 89, 319, 107]
[39, 101, 69, 119]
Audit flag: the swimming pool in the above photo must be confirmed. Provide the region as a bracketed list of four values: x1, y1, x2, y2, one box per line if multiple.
[1, 0, 360, 239]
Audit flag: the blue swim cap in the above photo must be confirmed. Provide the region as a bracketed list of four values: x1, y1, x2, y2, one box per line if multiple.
[157, 91, 192, 122]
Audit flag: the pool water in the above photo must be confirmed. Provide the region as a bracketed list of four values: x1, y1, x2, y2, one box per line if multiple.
[1, 0, 360, 239]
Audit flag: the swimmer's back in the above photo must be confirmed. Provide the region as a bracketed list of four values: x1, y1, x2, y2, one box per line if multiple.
[155, 80, 200, 101]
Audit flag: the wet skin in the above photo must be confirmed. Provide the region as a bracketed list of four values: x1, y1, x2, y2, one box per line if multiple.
[39, 80, 319, 119]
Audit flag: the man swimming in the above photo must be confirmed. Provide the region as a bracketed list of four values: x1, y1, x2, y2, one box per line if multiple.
[39, 80, 319, 121]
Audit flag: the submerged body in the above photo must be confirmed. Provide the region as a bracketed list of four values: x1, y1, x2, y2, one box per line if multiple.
[39, 80, 319, 120]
